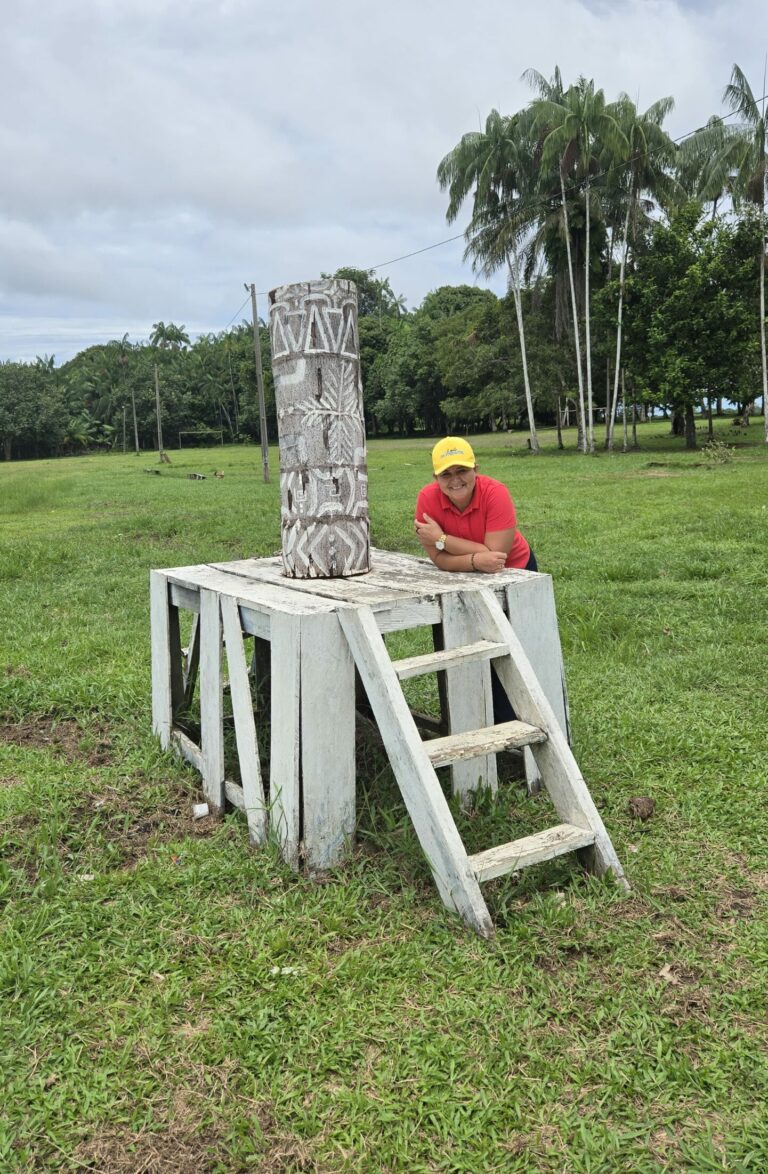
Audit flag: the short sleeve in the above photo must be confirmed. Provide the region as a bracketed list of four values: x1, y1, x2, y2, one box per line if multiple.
[483, 479, 516, 532]
[415, 484, 435, 522]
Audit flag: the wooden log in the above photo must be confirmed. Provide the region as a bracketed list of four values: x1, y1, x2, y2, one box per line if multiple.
[268, 278, 370, 578]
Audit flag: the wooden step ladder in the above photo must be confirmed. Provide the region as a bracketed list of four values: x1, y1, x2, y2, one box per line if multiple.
[339, 587, 628, 938]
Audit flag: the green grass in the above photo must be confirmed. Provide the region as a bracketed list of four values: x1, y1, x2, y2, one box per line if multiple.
[1, 421, 768, 1171]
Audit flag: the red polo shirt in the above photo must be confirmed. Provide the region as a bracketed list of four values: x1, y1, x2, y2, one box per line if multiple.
[416, 474, 531, 568]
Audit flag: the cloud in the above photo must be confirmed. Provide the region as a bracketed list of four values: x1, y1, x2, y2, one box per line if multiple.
[0, 0, 765, 361]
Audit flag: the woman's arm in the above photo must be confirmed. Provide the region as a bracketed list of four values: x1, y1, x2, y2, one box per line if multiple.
[414, 512, 513, 573]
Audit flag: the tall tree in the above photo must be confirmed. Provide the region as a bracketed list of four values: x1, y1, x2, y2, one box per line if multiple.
[683, 65, 768, 441]
[437, 109, 541, 452]
[722, 65, 768, 443]
[530, 74, 627, 452]
[605, 95, 677, 449]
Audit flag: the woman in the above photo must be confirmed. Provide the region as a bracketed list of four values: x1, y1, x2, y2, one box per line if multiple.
[414, 436, 537, 573]
[414, 436, 536, 723]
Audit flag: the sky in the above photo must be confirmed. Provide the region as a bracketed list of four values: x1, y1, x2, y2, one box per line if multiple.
[1, 0, 765, 364]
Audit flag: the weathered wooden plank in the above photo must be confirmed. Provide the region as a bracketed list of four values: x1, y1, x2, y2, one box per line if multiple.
[469, 824, 596, 882]
[220, 595, 267, 846]
[339, 605, 494, 938]
[170, 728, 204, 773]
[393, 639, 508, 681]
[442, 592, 497, 801]
[301, 613, 356, 870]
[269, 612, 301, 869]
[150, 572, 173, 749]
[224, 779, 245, 810]
[424, 720, 547, 768]
[199, 589, 225, 812]
[182, 612, 200, 708]
[462, 589, 628, 890]
[504, 575, 570, 740]
[169, 583, 201, 613]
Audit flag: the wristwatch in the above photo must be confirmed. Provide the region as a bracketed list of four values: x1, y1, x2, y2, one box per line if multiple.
[435, 534, 447, 551]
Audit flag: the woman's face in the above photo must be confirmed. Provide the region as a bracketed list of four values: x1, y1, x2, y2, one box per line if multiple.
[436, 464, 477, 512]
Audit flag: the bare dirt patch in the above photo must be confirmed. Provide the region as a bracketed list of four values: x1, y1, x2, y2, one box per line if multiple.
[0, 715, 116, 766]
[73, 1120, 226, 1173]
[0, 774, 24, 788]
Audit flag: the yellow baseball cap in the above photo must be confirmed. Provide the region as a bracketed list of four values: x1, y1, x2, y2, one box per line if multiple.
[432, 436, 476, 475]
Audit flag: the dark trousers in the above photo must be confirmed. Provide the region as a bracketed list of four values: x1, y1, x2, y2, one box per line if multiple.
[491, 548, 538, 723]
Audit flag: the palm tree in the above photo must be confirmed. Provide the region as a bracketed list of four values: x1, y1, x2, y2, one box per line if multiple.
[530, 74, 628, 452]
[437, 109, 541, 452]
[682, 66, 768, 441]
[605, 95, 677, 450]
[150, 321, 191, 350]
[722, 66, 767, 443]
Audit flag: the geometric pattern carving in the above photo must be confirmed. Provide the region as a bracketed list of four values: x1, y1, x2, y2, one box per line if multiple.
[269, 278, 370, 579]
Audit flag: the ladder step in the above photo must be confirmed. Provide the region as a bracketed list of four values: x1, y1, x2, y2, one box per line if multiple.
[469, 823, 596, 882]
[393, 639, 508, 680]
[425, 720, 547, 768]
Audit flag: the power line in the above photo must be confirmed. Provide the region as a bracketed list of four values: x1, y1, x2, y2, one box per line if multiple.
[221, 89, 768, 319]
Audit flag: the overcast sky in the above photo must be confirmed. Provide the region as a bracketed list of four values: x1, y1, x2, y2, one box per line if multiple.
[1, 0, 765, 363]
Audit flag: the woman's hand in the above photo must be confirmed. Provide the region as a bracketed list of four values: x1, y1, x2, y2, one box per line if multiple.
[472, 549, 508, 574]
[414, 512, 444, 546]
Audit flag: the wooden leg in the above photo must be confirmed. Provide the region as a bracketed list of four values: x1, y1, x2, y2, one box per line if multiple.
[301, 613, 356, 871]
[269, 613, 301, 870]
[220, 596, 267, 846]
[442, 592, 497, 803]
[199, 589, 225, 812]
[150, 571, 173, 749]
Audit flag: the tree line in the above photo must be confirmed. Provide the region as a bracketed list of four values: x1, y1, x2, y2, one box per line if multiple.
[1, 60, 766, 461]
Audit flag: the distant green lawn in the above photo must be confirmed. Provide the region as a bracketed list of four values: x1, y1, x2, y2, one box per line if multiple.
[1, 421, 768, 1171]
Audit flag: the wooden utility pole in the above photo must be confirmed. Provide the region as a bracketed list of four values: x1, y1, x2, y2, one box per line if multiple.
[248, 283, 270, 483]
[154, 364, 169, 462]
[130, 387, 140, 454]
[122, 405, 126, 453]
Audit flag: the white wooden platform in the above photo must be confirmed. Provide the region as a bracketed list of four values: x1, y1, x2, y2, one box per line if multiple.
[150, 548, 571, 876]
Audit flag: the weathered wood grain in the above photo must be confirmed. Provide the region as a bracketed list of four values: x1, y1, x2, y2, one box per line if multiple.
[392, 639, 508, 680]
[442, 591, 497, 800]
[339, 604, 494, 939]
[220, 595, 267, 845]
[150, 571, 173, 748]
[462, 589, 628, 890]
[269, 612, 301, 869]
[199, 589, 225, 812]
[300, 613, 356, 870]
[468, 824, 596, 882]
[424, 720, 547, 768]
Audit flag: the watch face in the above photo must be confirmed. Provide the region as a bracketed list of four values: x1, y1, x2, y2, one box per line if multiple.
[436, 538, 445, 550]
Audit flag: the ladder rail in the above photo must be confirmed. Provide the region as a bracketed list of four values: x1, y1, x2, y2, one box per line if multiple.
[462, 589, 628, 891]
[338, 606, 495, 939]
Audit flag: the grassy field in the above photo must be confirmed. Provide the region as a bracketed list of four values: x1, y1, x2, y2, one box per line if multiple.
[1, 420, 768, 1172]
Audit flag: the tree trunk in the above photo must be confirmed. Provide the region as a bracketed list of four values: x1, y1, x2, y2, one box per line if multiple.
[507, 254, 540, 453]
[584, 179, 595, 452]
[608, 198, 632, 451]
[759, 213, 768, 445]
[560, 170, 587, 452]
[556, 394, 564, 450]
[684, 402, 697, 449]
[707, 396, 714, 440]
[740, 400, 754, 426]
[268, 277, 370, 578]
